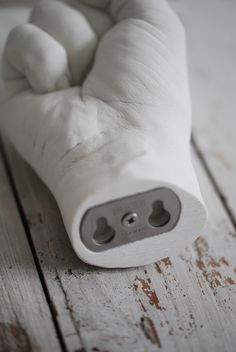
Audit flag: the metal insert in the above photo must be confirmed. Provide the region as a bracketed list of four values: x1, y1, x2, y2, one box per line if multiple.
[80, 187, 181, 252]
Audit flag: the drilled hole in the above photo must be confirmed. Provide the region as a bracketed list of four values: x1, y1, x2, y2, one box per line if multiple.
[93, 217, 115, 245]
[148, 201, 170, 228]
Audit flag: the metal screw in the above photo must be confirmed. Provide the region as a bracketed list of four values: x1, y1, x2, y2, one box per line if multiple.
[122, 212, 139, 227]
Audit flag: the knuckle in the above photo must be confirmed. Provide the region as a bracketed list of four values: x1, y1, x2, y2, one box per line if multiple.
[6, 24, 28, 46]
[173, 15, 186, 39]
[166, 10, 186, 39]
[32, 0, 49, 12]
[5, 24, 37, 54]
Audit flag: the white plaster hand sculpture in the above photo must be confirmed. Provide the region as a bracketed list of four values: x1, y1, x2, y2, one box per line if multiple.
[0, 0, 207, 268]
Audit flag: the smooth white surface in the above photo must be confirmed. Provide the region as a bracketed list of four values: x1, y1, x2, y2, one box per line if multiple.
[0, 0, 207, 267]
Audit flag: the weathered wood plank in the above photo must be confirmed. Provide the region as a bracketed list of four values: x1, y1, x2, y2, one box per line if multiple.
[3, 141, 236, 352]
[0, 149, 62, 351]
[171, 0, 236, 223]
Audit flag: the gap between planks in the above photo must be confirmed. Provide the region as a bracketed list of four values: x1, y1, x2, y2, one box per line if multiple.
[1, 133, 236, 352]
[0, 137, 67, 352]
[192, 136, 236, 230]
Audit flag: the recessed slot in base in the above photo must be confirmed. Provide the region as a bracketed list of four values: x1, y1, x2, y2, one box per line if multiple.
[93, 217, 115, 245]
[148, 201, 170, 228]
[80, 187, 181, 252]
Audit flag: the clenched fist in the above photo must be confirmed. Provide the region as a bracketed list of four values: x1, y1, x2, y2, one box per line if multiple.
[0, 0, 207, 267]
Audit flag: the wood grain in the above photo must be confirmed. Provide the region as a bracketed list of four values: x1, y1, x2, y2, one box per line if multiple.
[3, 140, 236, 352]
[171, 0, 236, 223]
[0, 149, 61, 351]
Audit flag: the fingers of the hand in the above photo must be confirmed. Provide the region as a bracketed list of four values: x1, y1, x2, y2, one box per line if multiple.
[3, 24, 71, 94]
[78, 0, 110, 9]
[79, 0, 184, 36]
[110, 0, 185, 38]
[30, 0, 97, 85]
[67, 1, 113, 39]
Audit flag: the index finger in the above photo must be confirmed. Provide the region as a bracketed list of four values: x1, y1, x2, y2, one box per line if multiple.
[81, 0, 183, 31]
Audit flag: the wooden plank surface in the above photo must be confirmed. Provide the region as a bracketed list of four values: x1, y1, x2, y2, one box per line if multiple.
[171, 0, 236, 223]
[3, 142, 236, 352]
[0, 149, 62, 351]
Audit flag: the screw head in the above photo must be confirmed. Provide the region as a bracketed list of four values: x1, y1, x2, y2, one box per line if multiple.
[122, 212, 139, 227]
